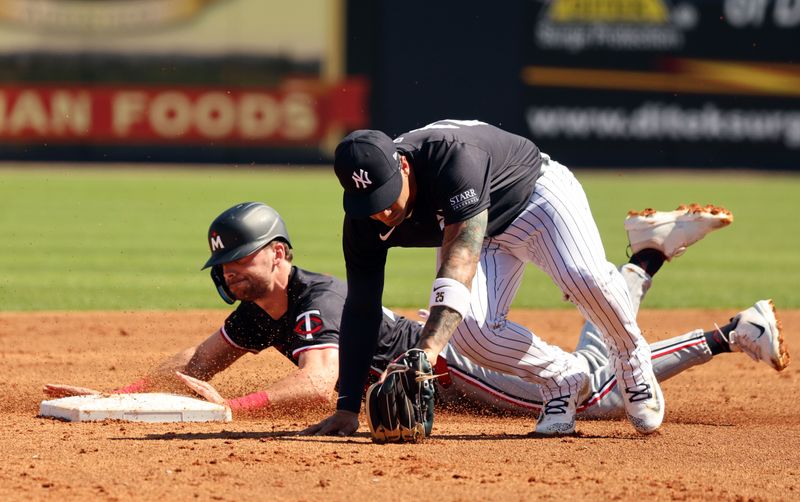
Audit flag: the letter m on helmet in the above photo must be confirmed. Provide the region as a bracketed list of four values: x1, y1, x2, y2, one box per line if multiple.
[210, 234, 224, 251]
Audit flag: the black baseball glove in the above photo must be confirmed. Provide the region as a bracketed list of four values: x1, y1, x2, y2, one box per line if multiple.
[366, 348, 435, 444]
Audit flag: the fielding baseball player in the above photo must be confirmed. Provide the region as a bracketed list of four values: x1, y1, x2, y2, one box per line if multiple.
[42, 201, 789, 430]
[311, 119, 750, 437]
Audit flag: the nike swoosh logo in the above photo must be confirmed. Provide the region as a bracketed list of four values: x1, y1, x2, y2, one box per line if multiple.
[749, 322, 766, 339]
[378, 226, 396, 241]
[432, 285, 447, 292]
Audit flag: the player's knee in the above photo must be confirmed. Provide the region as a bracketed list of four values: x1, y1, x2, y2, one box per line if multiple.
[560, 265, 614, 299]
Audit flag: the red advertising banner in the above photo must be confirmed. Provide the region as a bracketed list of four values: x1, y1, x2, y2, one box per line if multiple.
[0, 78, 368, 145]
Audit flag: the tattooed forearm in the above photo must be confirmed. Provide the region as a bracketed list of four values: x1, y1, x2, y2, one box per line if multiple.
[418, 305, 464, 354]
[438, 210, 487, 282]
[417, 210, 488, 357]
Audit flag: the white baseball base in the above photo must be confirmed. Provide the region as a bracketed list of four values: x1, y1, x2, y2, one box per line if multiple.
[39, 393, 232, 423]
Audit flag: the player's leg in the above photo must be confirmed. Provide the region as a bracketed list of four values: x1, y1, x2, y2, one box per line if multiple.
[578, 328, 709, 418]
[579, 299, 789, 417]
[439, 298, 789, 419]
[573, 263, 650, 373]
[574, 204, 734, 372]
[439, 326, 707, 418]
[437, 263, 660, 417]
[497, 153, 663, 434]
[446, 241, 590, 434]
[436, 343, 544, 415]
[436, 259, 651, 417]
[404, 309, 547, 415]
[439, 259, 674, 418]
[437, 204, 741, 418]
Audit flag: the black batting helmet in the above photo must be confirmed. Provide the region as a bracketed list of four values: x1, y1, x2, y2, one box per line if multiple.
[202, 202, 292, 270]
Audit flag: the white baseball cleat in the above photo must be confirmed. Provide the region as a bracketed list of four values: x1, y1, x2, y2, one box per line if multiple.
[729, 299, 790, 371]
[621, 369, 665, 435]
[535, 394, 578, 435]
[625, 204, 733, 260]
[535, 376, 589, 435]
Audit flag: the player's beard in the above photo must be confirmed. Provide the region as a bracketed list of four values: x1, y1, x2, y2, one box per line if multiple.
[228, 276, 269, 302]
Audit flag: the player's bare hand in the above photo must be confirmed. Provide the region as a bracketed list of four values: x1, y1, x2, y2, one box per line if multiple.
[42, 384, 102, 398]
[175, 372, 226, 406]
[300, 410, 359, 437]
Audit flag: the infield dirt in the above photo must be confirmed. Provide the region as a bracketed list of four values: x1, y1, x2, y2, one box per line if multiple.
[2, 308, 798, 501]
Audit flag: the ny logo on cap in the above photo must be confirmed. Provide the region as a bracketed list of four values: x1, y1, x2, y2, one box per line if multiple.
[352, 169, 372, 189]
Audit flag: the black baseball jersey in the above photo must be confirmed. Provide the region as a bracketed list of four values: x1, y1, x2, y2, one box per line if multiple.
[220, 266, 420, 372]
[337, 120, 543, 413]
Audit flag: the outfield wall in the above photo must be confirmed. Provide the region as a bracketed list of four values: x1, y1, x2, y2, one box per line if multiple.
[0, 0, 797, 169]
[349, 0, 800, 169]
[0, 0, 365, 164]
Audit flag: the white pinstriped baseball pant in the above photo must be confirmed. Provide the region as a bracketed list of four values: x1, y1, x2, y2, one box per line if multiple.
[438, 264, 712, 416]
[447, 154, 652, 402]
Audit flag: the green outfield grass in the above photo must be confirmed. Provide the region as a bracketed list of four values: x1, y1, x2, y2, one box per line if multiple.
[1, 165, 798, 311]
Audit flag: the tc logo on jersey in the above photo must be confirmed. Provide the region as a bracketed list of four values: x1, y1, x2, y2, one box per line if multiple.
[210, 232, 224, 251]
[294, 310, 323, 340]
[352, 169, 372, 189]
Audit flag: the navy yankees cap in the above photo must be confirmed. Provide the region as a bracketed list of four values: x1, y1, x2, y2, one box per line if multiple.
[333, 129, 402, 218]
